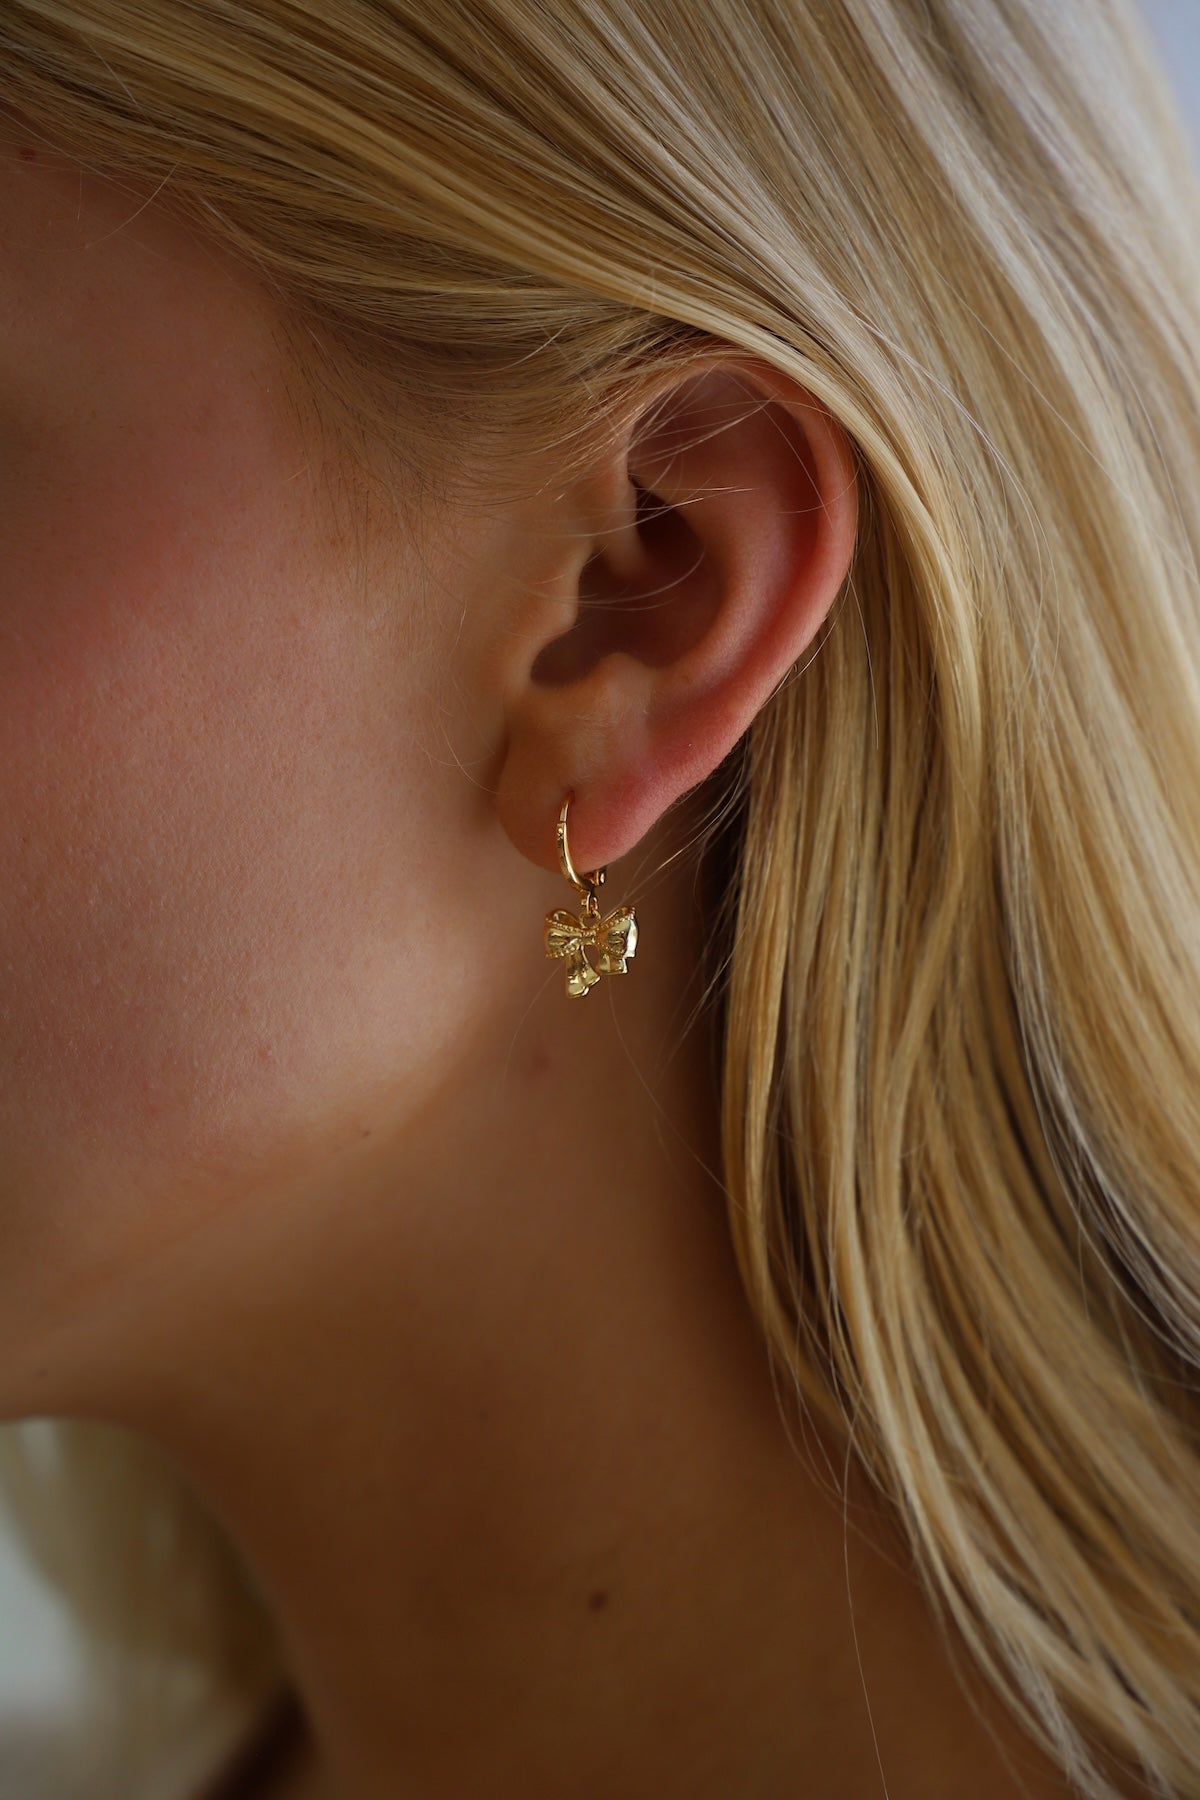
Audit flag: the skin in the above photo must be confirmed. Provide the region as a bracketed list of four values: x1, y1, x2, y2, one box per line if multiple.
[0, 114, 1082, 1799]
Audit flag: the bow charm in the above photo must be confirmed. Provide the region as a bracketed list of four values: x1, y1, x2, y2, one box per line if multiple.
[544, 793, 639, 1000]
[545, 900, 638, 998]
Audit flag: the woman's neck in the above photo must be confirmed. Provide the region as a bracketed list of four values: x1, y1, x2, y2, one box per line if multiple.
[63, 824, 1074, 1800]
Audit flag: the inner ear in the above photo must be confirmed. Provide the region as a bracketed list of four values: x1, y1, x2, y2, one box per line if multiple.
[530, 479, 722, 687]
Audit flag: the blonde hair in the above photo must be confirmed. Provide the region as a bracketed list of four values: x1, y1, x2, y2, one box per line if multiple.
[2, 2, 1199, 1794]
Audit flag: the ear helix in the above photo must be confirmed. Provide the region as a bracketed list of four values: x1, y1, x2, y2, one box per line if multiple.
[542, 793, 639, 1000]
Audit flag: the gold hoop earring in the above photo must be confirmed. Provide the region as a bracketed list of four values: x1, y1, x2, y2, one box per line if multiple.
[544, 792, 638, 999]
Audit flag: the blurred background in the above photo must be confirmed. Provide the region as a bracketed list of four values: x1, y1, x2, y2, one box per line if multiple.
[1144, 0, 1199, 142]
[0, 0, 1196, 1782]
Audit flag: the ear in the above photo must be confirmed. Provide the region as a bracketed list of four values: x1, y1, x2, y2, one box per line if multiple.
[494, 356, 859, 877]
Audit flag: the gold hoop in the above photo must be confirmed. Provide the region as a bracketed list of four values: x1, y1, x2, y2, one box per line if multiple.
[555, 791, 605, 916]
[543, 792, 638, 999]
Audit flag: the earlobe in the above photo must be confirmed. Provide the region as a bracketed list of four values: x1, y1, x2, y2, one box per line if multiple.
[495, 357, 859, 879]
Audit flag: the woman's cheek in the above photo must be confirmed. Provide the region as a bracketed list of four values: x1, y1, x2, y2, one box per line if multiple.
[2, 526, 339, 1144]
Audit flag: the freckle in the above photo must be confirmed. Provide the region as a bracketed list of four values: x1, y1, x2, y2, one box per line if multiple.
[587, 1589, 610, 1613]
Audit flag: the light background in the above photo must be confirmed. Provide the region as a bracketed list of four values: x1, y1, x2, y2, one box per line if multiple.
[0, 0, 1196, 1755]
[1142, 0, 1200, 145]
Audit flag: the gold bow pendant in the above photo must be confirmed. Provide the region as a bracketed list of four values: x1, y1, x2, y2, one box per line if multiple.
[545, 899, 639, 998]
[544, 795, 639, 999]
